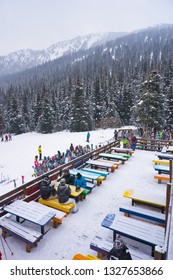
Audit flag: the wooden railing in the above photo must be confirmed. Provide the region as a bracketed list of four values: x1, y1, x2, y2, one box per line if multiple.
[136, 138, 173, 152]
[0, 140, 119, 215]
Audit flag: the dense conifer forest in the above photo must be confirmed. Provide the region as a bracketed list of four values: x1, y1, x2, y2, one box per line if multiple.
[0, 24, 173, 134]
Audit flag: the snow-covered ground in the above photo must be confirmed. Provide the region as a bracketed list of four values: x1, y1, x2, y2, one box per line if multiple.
[0, 129, 172, 260]
[0, 129, 115, 195]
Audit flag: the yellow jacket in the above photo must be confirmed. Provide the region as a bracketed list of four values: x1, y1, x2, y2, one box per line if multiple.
[38, 146, 42, 154]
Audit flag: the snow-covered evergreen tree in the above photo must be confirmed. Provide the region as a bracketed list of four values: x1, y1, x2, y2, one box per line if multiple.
[70, 78, 92, 132]
[132, 70, 165, 130]
[37, 86, 55, 133]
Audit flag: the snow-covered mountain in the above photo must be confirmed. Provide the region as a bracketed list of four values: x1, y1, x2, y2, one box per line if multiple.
[0, 32, 126, 76]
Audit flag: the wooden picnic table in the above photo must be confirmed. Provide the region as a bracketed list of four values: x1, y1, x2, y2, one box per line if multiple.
[99, 153, 127, 164]
[3, 200, 56, 235]
[86, 159, 114, 172]
[82, 168, 109, 177]
[111, 151, 131, 158]
[70, 168, 102, 185]
[111, 147, 133, 154]
[123, 189, 166, 212]
[101, 213, 165, 255]
[54, 182, 84, 198]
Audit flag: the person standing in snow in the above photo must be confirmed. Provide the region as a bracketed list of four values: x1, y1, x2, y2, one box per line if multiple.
[86, 131, 90, 142]
[38, 145, 42, 161]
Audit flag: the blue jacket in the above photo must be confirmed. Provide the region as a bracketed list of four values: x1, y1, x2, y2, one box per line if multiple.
[74, 176, 86, 189]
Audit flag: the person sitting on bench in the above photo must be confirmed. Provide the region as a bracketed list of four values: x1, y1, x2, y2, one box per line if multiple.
[40, 175, 57, 200]
[107, 239, 132, 260]
[74, 172, 86, 191]
[62, 169, 75, 185]
[57, 178, 78, 213]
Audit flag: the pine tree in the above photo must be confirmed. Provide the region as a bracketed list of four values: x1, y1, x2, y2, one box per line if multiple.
[165, 84, 173, 129]
[0, 104, 5, 135]
[132, 70, 165, 130]
[37, 86, 55, 133]
[7, 88, 25, 134]
[69, 78, 92, 132]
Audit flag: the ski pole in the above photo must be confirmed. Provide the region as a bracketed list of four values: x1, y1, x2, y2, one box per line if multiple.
[0, 236, 7, 260]
[3, 238, 13, 255]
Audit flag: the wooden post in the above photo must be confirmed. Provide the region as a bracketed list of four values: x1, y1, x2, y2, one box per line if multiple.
[165, 183, 171, 232]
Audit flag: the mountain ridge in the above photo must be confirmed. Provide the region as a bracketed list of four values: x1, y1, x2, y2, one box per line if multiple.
[0, 32, 126, 77]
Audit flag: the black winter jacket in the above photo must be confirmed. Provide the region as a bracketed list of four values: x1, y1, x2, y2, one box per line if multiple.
[57, 184, 71, 203]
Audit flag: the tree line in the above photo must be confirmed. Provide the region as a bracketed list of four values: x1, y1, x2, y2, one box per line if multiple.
[0, 25, 173, 134]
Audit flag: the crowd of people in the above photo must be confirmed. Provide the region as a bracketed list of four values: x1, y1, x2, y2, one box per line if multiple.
[113, 127, 173, 151]
[1, 133, 12, 142]
[32, 144, 91, 177]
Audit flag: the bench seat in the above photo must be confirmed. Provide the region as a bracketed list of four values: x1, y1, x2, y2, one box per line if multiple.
[154, 174, 170, 184]
[38, 198, 74, 213]
[152, 159, 169, 165]
[90, 235, 154, 260]
[0, 217, 42, 253]
[119, 205, 165, 225]
[85, 182, 95, 191]
[81, 188, 91, 199]
[72, 253, 100, 260]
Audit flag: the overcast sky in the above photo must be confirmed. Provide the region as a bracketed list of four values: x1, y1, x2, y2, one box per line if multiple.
[0, 0, 173, 55]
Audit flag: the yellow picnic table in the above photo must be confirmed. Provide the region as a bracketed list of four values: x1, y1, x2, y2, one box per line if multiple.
[123, 189, 166, 213]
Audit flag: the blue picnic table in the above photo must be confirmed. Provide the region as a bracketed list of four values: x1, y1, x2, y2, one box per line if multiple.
[82, 167, 109, 177]
[70, 168, 102, 185]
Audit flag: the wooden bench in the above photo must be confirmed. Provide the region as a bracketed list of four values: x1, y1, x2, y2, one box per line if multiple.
[119, 205, 165, 225]
[154, 165, 170, 174]
[0, 217, 42, 253]
[81, 188, 91, 199]
[72, 253, 100, 260]
[154, 174, 170, 184]
[90, 235, 154, 260]
[152, 159, 169, 165]
[85, 182, 95, 191]
[38, 198, 75, 213]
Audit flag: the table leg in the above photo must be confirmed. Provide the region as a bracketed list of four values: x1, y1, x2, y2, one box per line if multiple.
[41, 226, 44, 235]
[113, 231, 116, 241]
